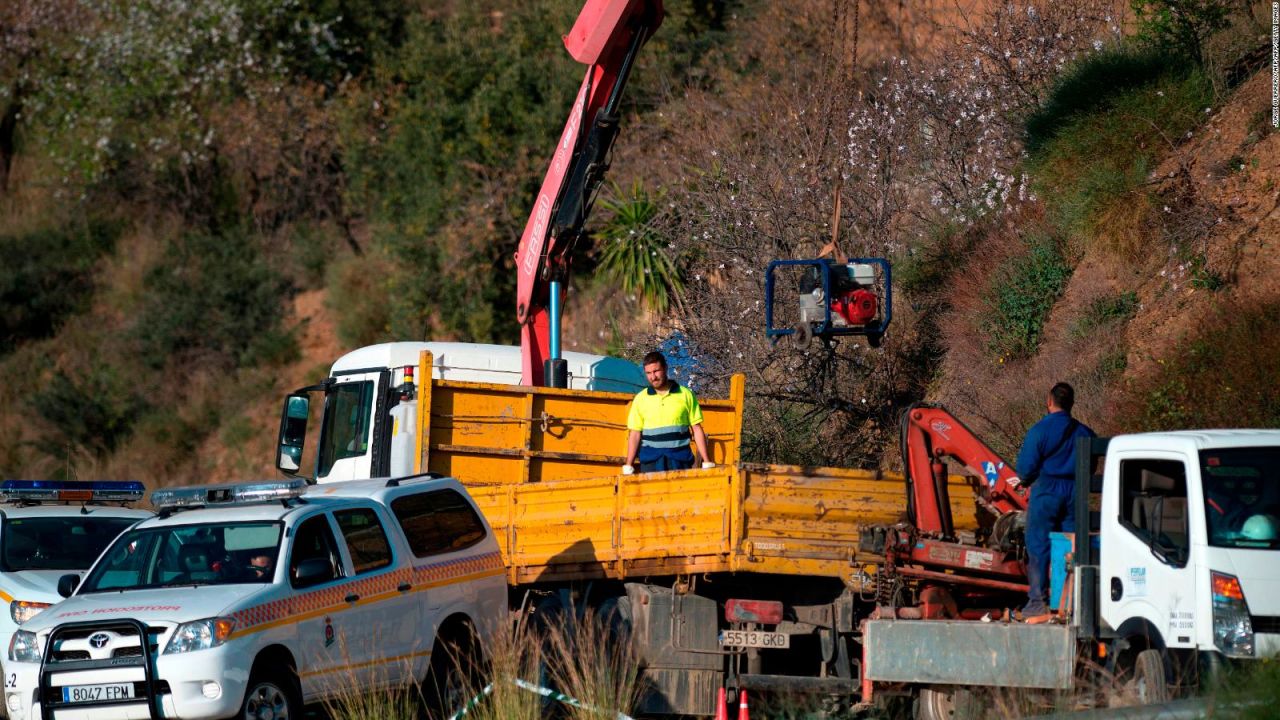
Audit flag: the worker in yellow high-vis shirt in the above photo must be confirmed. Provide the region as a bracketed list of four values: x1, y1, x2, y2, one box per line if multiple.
[622, 351, 715, 474]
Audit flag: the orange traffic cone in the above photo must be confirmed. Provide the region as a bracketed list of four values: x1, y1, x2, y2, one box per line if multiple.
[737, 689, 749, 720]
[713, 687, 728, 720]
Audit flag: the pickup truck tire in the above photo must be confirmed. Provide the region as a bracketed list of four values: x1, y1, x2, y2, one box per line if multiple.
[424, 624, 480, 720]
[240, 668, 301, 720]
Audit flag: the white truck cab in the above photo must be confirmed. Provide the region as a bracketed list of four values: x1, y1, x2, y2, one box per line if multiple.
[0, 482, 151, 705]
[4, 476, 506, 720]
[277, 341, 644, 483]
[1097, 430, 1280, 665]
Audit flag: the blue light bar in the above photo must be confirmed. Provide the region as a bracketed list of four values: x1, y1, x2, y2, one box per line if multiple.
[151, 479, 307, 511]
[0, 480, 146, 503]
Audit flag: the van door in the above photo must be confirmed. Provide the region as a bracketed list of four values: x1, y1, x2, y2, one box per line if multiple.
[1100, 452, 1198, 653]
[316, 370, 390, 482]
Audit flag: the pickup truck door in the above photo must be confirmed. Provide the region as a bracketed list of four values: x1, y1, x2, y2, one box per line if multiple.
[330, 504, 422, 689]
[286, 512, 352, 701]
[1100, 451, 1198, 650]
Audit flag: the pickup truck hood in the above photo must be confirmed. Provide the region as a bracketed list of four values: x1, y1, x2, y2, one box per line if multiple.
[1206, 548, 1280, 616]
[25, 585, 265, 634]
[2, 570, 75, 605]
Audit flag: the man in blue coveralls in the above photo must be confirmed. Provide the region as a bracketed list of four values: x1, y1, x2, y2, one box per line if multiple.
[1012, 382, 1095, 620]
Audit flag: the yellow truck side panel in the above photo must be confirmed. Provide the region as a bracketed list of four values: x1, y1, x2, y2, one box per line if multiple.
[413, 352, 985, 585]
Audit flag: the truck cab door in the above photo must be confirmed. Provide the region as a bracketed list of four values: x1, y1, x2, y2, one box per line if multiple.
[1100, 452, 1198, 651]
[315, 370, 391, 482]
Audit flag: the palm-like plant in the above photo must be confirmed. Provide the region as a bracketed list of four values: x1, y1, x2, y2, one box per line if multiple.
[596, 180, 683, 313]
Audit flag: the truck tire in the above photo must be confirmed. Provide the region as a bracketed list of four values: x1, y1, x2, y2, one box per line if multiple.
[1130, 649, 1170, 705]
[240, 668, 301, 720]
[916, 686, 982, 720]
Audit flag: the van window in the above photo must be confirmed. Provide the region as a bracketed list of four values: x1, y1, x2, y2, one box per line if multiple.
[1119, 459, 1189, 566]
[334, 508, 392, 573]
[390, 490, 487, 558]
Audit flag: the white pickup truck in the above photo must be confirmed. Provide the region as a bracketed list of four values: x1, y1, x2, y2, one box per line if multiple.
[3, 476, 505, 720]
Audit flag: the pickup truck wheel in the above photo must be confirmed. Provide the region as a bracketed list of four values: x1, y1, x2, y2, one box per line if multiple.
[424, 627, 479, 720]
[916, 686, 982, 720]
[240, 670, 300, 720]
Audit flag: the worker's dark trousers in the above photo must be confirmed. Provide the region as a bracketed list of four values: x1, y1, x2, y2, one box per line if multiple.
[1025, 478, 1075, 613]
[639, 454, 694, 473]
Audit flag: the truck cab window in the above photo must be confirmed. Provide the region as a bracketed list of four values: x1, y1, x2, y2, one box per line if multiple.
[1201, 447, 1280, 549]
[1119, 459, 1189, 566]
[318, 380, 375, 477]
[335, 508, 392, 574]
[290, 515, 342, 588]
[391, 490, 487, 558]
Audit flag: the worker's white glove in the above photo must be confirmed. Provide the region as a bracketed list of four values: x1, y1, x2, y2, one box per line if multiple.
[621, 464, 635, 475]
[701, 461, 717, 470]
[1007, 476, 1022, 489]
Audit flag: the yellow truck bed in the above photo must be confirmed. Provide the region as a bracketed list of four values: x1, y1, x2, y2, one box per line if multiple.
[412, 352, 984, 585]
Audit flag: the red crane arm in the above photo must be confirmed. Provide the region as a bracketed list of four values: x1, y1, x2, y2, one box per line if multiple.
[900, 404, 1028, 537]
[515, 0, 664, 386]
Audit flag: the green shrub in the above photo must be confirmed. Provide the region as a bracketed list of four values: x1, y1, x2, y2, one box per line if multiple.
[596, 181, 683, 313]
[983, 236, 1073, 361]
[134, 229, 293, 368]
[1025, 47, 1188, 153]
[1118, 302, 1280, 430]
[1073, 291, 1139, 338]
[29, 364, 147, 458]
[0, 220, 120, 354]
[1131, 0, 1231, 65]
[1029, 50, 1213, 252]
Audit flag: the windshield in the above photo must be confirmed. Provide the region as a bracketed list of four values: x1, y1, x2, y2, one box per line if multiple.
[317, 380, 375, 477]
[80, 522, 283, 592]
[1, 516, 139, 572]
[1201, 448, 1280, 549]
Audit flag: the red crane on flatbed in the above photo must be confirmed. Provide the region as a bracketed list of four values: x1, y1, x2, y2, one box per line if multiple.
[514, 0, 664, 387]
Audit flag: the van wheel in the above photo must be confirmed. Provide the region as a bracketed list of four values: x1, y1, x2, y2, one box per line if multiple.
[1130, 649, 1170, 704]
[916, 686, 982, 720]
[241, 669, 300, 720]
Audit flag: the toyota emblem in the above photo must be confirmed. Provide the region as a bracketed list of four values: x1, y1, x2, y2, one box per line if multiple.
[89, 633, 110, 649]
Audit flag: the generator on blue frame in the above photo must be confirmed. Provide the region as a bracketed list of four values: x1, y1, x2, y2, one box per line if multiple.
[765, 258, 892, 348]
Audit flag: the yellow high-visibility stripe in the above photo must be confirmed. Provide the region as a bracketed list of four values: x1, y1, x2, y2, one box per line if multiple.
[299, 648, 433, 678]
[227, 567, 505, 640]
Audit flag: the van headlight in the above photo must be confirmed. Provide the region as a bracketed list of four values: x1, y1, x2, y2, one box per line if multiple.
[1211, 571, 1254, 657]
[8, 630, 40, 663]
[10, 601, 51, 625]
[164, 618, 235, 654]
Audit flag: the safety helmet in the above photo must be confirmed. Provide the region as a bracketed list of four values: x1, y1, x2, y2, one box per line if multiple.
[1241, 514, 1279, 541]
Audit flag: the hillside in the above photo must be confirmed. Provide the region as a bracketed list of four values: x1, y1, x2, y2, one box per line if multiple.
[0, 0, 1274, 486]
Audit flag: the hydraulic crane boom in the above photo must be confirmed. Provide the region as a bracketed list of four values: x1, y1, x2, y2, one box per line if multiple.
[515, 0, 664, 386]
[900, 403, 1028, 537]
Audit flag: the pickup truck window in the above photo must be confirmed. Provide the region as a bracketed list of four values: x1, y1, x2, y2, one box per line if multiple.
[0, 516, 137, 572]
[290, 515, 343, 588]
[317, 380, 374, 477]
[335, 508, 392, 574]
[1201, 447, 1280, 549]
[81, 522, 283, 592]
[1119, 459, 1189, 566]
[391, 490, 487, 558]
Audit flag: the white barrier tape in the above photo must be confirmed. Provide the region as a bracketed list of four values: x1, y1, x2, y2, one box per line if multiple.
[447, 677, 634, 720]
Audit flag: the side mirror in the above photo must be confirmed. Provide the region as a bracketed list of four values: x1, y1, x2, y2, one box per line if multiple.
[57, 574, 80, 598]
[277, 394, 310, 474]
[293, 558, 334, 588]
